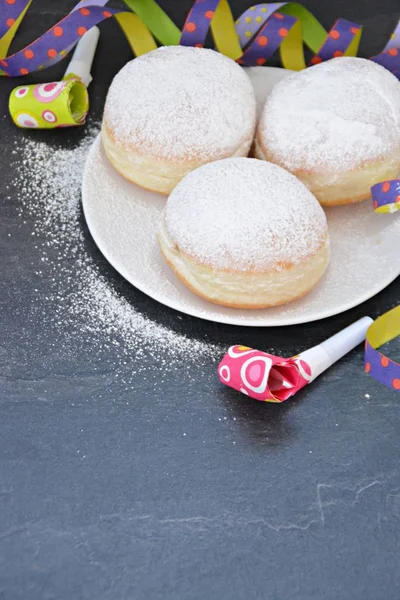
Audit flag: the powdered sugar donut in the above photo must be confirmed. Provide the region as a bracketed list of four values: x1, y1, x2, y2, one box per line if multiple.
[159, 158, 330, 308]
[102, 46, 256, 195]
[255, 57, 400, 206]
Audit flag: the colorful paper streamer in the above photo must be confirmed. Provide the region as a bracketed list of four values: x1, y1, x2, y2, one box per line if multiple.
[371, 180, 400, 214]
[365, 306, 400, 391]
[218, 317, 373, 402]
[0, 0, 400, 76]
[0, 1, 161, 77]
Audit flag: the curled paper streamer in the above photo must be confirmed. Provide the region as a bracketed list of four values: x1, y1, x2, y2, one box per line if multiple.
[0, 0, 399, 76]
[9, 78, 88, 128]
[365, 306, 400, 390]
[218, 317, 373, 403]
[0, 0, 167, 77]
[371, 180, 400, 214]
[181, 2, 363, 70]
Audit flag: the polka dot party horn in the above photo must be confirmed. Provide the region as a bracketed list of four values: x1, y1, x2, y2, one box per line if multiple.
[8, 26, 99, 129]
[218, 317, 373, 402]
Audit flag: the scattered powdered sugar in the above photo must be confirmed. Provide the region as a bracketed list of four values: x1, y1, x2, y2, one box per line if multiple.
[258, 57, 400, 171]
[165, 157, 328, 271]
[103, 45, 256, 159]
[10, 124, 220, 377]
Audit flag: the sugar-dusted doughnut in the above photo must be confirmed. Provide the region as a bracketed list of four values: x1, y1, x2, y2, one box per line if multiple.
[102, 46, 256, 195]
[255, 57, 400, 206]
[159, 158, 330, 308]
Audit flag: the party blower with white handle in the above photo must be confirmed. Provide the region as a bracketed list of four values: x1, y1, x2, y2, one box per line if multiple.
[9, 26, 100, 129]
[218, 317, 373, 403]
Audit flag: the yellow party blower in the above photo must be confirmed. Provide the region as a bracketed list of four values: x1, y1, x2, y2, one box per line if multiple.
[8, 26, 99, 129]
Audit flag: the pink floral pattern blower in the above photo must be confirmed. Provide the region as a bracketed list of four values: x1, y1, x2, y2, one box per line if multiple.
[218, 317, 373, 402]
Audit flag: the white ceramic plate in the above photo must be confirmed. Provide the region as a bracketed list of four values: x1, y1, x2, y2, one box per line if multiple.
[82, 67, 400, 327]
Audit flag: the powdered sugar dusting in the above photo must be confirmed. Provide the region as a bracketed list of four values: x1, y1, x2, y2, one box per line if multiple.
[103, 46, 256, 159]
[258, 57, 400, 172]
[10, 124, 220, 376]
[164, 158, 328, 271]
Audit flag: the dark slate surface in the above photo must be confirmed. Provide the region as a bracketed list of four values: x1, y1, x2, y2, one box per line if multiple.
[1, 1, 400, 598]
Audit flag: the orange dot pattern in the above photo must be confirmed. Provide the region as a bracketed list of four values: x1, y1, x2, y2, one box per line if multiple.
[0, 5, 119, 77]
[308, 19, 365, 67]
[365, 338, 400, 392]
[237, 11, 297, 67]
[372, 178, 400, 212]
[1, 0, 400, 79]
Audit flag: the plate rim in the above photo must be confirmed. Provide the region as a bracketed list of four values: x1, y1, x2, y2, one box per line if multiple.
[82, 179, 400, 326]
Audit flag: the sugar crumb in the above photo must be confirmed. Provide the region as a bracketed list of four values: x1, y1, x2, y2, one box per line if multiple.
[11, 124, 221, 387]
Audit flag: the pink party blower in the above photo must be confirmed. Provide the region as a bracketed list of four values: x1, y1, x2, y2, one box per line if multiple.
[218, 317, 373, 403]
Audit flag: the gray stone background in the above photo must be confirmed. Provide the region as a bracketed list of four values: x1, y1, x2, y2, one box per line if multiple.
[1, 1, 400, 598]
